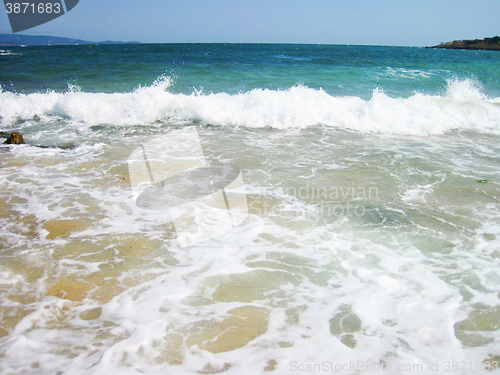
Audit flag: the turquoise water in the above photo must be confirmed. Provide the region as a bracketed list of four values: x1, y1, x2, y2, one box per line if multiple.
[1, 44, 500, 374]
[3, 44, 500, 98]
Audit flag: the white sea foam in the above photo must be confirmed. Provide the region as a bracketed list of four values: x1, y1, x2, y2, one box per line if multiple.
[1, 123, 500, 374]
[0, 49, 21, 56]
[1, 77, 499, 135]
[384, 67, 435, 79]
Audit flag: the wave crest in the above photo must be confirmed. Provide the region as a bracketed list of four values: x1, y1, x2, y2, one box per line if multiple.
[1, 77, 499, 135]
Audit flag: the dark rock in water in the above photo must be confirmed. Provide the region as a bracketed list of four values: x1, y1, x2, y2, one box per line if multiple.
[1, 131, 79, 149]
[3, 132, 25, 145]
[1, 131, 77, 149]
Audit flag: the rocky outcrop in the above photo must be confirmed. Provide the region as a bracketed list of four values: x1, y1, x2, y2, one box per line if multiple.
[1, 132, 25, 145]
[429, 36, 500, 51]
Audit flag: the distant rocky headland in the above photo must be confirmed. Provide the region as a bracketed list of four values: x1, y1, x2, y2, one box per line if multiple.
[429, 36, 500, 51]
[0, 34, 141, 46]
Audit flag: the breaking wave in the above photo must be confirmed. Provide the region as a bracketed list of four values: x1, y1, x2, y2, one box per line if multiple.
[1, 76, 500, 136]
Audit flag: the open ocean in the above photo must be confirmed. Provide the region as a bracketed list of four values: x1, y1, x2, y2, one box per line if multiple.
[1, 43, 500, 374]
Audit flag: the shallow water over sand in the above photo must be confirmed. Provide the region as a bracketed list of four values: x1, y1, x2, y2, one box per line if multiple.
[0, 125, 499, 374]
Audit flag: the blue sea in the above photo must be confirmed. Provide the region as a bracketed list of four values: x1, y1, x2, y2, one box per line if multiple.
[1, 44, 500, 374]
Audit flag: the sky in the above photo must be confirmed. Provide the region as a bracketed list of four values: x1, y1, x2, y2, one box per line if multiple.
[1, 0, 499, 46]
